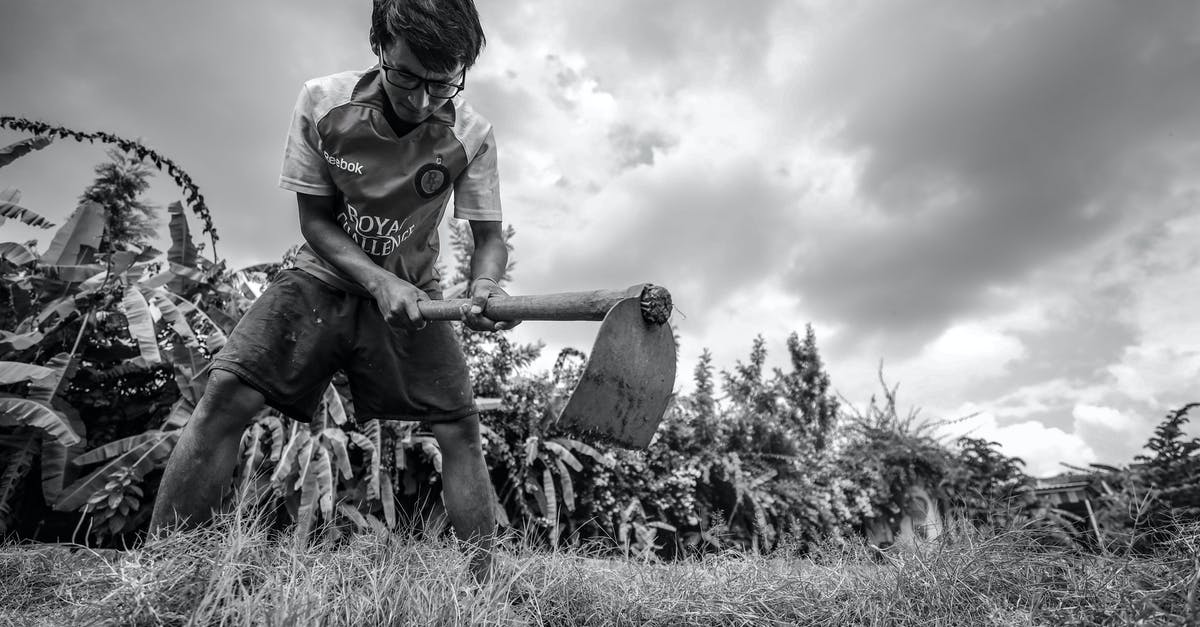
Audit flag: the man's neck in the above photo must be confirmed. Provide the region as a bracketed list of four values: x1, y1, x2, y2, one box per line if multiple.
[379, 93, 419, 138]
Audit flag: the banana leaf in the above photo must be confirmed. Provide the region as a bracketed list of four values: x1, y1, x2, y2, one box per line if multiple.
[148, 288, 198, 347]
[378, 470, 396, 530]
[0, 330, 45, 353]
[555, 457, 576, 511]
[322, 385, 347, 426]
[232, 271, 263, 300]
[109, 251, 138, 278]
[168, 338, 210, 408]
[0, 430, 40, 535]
[134, 245, 162, 263]
[42, 264, 106, 284]
[42, 201, 104, 266]
[337, 502, 389, 534]
[347, 431, 379, 501]
[264, 415, 285, 463]
[27, 353, 77, 403]
[165, 293, 227, 353]
[0, 189, 53, 229]
[73, 430, 177, 466]
[295, 457, 320, 538]
[412, 435, 442, 474]
[119, 285, 162, 365]
[0, 396, 81, 446]
[167, 201, 199, 268]
[0, 135, 52, 169]
[163, 396, 194, 430]
[40, 406, 87, 507]
[322, 428, 352, 479]
[241, 423, 264, 477]
[56, 430, 178, 511]
[271, 424, 306, 487]
[555, 437, 616, 468]
[542, 468, 558, 524]
[294, 437, 315, 491]
[541, 440, 583, 472]
[523, 436, 540, 468]
[0, 242, 37, 266]
[35, 295, 80, 327]
[364, 420, 384, 499]
[314, 447, 334, 522]
[0, 361, 56, 385]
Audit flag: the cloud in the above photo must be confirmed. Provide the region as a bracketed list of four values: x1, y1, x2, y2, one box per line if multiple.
[4, 0, 1198, 477]
[483, 0, 785, 93]
[1072, 403, 1133, 431]
[785, 0, 1200, 353]
[943, 408, 1098, 477]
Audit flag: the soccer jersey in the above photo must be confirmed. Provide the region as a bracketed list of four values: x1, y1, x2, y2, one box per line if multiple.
[279, 66, 502, 296]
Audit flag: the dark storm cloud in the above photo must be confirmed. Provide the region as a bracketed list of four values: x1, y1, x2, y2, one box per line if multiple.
[485, 0, 785, 93]
[525, 159, 798, 329]
[788, 0, 1200, 351]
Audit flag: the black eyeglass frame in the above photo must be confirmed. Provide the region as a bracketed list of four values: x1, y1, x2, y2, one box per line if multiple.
[377, 54, 466, 98]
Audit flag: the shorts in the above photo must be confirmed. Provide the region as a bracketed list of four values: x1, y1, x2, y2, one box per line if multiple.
[211, 268, 476, 423]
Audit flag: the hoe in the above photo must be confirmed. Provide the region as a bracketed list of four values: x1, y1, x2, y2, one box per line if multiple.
[419, 284, 676, 448]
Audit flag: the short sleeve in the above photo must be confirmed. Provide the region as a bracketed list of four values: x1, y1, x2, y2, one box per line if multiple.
[453, 128, 503, 221]
[279, 83, 336, 197]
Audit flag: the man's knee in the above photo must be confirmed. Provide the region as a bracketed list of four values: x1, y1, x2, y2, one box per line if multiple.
[191, 369, 265, 436]
[432, 412, 483, 454]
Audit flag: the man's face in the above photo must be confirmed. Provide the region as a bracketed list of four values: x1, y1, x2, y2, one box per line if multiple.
[378, 38, 465, 124]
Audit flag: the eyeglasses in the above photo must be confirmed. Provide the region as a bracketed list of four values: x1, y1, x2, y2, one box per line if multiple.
[378, 54, 465, 98]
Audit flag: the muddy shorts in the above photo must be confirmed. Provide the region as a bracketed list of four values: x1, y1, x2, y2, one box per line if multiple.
[211, 268, 476, 423]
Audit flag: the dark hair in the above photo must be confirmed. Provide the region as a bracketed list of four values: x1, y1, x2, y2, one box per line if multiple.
[370, 0, 486, 73]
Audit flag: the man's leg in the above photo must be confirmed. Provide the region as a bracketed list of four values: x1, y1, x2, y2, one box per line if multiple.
[432, 413, 496, 582]
[150, 370, 266, 534]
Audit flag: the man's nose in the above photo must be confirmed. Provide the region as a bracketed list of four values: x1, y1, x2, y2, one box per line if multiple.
[407, 87, 430, 110]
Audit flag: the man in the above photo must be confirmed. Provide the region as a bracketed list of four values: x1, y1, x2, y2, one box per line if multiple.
[151, 0, 510, 579]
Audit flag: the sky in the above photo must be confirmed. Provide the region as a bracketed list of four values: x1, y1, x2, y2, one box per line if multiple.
[2, 0, 1198, 476]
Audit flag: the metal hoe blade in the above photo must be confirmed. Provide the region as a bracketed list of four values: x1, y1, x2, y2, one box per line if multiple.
[557, 297, 676, 448]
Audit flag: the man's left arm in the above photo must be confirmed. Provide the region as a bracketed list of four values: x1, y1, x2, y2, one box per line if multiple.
[464, 219, 518, 332]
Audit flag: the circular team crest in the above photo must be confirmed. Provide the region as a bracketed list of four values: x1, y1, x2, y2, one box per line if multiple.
[415, 162, 451, 199]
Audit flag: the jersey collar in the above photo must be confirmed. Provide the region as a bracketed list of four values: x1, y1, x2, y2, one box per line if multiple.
[356, 66, 457, 128]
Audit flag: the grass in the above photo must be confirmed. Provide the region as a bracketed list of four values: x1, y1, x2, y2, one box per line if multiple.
[2, 509, 1198, 626]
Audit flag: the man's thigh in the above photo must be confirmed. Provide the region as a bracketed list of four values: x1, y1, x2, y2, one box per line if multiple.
[211, 269, 347, 422]
[345, 318, 477, 423]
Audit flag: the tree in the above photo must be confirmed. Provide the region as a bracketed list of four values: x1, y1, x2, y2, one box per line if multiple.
[1134, 403, 1200, 526]
[778, 326, 839, 452]
[943, 437, 1039, 530]
[80, 149, 159, 253]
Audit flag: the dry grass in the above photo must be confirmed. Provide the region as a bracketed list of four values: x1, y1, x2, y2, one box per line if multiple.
[2, 509, 1198, 626]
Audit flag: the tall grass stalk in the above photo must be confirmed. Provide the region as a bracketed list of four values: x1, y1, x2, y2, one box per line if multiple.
[2, 503, 1197, 626]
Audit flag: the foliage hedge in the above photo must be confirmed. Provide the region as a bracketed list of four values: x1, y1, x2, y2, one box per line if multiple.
[1, 122, 1196, 558]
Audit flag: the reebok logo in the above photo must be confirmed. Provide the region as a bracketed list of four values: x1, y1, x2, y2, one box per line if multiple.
[323, 150, 364, 175]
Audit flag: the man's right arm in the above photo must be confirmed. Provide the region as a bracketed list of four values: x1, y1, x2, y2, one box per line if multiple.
[296, 192, 428, 330]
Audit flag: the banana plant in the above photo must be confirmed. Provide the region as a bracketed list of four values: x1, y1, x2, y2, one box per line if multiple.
[0, 129, 232, 540]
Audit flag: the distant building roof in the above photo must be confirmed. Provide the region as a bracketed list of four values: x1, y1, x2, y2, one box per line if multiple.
[1034, 473, 1095, 505]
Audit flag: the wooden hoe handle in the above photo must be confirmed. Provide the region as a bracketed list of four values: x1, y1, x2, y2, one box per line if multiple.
[418, 284, 673, 324]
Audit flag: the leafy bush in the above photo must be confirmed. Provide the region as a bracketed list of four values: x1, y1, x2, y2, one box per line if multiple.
[0, 122, 228, 544]
[5, 120, 1192, 560]
[1084, 403, 1200, 553]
